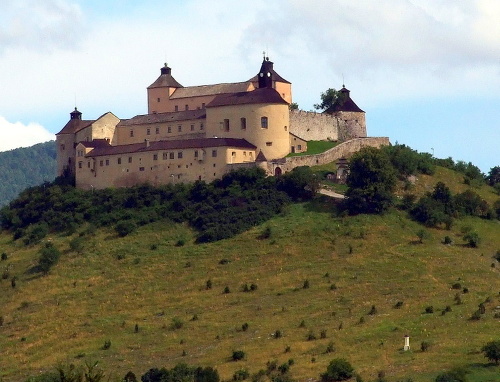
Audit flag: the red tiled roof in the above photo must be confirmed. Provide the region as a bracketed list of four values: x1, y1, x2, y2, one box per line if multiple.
[118, 109, 206, 127]
[78, 139, 111, 148]
[169, 82, 252, 99]
[86, 138, 256, 158]
[56, 119, 94, 135]
[206, 87, 288, 108]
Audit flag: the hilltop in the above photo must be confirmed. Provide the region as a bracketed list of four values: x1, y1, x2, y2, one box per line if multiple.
[0, 141, 56, 207]
[0, 149, 499, 382]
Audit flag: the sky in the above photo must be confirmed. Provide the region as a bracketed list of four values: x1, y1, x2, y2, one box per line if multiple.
[0, 0, 498, 173]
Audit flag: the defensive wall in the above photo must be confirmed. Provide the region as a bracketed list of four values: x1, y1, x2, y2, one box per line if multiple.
[289, 110, 339, 141]
[265, 137, 390, 175]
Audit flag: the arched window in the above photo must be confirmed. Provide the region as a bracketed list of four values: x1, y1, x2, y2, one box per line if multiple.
[261, 116, 268, 129]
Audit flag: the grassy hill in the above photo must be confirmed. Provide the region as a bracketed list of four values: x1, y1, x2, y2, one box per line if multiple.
[0, 166, 499, 381]
[0, 141, 56, 207]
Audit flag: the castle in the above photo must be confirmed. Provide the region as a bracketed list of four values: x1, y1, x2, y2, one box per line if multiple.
[56, 57, 387, 190]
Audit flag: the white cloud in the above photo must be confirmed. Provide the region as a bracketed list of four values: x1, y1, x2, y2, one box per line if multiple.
[0, 116, 54, 152]
[0, 0, 84, 54]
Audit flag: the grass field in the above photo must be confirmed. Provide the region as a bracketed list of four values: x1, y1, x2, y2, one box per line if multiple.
[0, 169, 499, 381]
[287, 141, 338, 157]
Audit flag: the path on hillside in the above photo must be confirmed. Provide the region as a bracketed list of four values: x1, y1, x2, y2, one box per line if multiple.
[318, 188, 345, 199]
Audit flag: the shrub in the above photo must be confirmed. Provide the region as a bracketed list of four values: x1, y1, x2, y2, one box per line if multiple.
[102, 339, 111, 350]
[481, 340, 500, 364]
[69, 236, 85, 253]
[443, 236, 452, 245]
[0, 316, 3, 326]
[241, 323, 249, 332]
[1, 252, 7, 261]
[368, 305, 377, 315]
[115, 220, 137, 237]
[470, 310, 481, 321]
[233, 369, 250, 381]
[298, 320, 306, 328]
[421, 341, 431, 352]
[321, 358, 355, 382]
[232, 350, 246, 361]
[306, 331, 316, 341]
[274, 329, 282, 339]
[219, 258, 230, 265]
[463, 231, 480, 247]
[326, 341, 335, 353]
[258, 226, 272, 240]
[223, 286, 231, 294]
[394, 301, 404, 309]
[171, 317, 184, 330]
[206, 279, 212, 290]
[38, 243, 61, 274]
[451, 283, 462, 290]
[250, 283, 258, 291]
[494, 250, 500, 262]
[175, 239, 185, 247]
[23, 223, 50, 246]
[302, 279, 310, 289]
[424, 306, 434, 314]
[278, 363, 289, 374]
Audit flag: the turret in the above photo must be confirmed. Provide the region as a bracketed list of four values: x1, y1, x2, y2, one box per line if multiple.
[70, 107, 82, 120]
[258, 57, 274, 88]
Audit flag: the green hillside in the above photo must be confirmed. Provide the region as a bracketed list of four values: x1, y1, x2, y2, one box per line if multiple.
[0, 141, 56, 207]
[0, 152, 499, 381]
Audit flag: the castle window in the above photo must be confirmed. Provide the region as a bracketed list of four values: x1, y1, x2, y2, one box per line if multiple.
[200, 123, 204, 130]
[232, 151, 236, 156]
[185, 105, 189, 110]
[128, 157, 132, 163]
[155, 127, 160, 134]
[178, 151, 183, 159]
[175, 105, 178, 112]
[178, 125, 182, 132]
[139, 167, 145, 171]
[266, 142, 272, 146]
[157, 97, 160, 102]
[261, 116, 268, 128]
[105, 159, 109, 166]
[87, 161, 91, 168]
[130, 129, 134, 137]
[169, 152, 174, 159]
[163, 152, 168, 160]
[202, 103, 205, 108]
[60, 144, 65, 151]
[147, 128, 151, 135]
[118, 158, 121, 164]
[212, 150, 217, 157]
[298, 145, 302, 150]
[241, 117, 246, 130]
[153, 154, 158, 161]
[78, 161, 82, 169]
[223, 119, 230, 131]
[191, 124, 194, 131]
[100, 160, 103, 167]
[284, 125, 288, 131]
[168, 126, 172, 133]
[194, 150, 198, 158]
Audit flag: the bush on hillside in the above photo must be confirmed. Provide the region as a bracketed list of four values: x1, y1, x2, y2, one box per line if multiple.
[321, 358, 355, 382]
[38, 242, 61, 274]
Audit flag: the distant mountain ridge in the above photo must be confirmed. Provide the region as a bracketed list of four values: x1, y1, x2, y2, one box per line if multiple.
[0, 141, 56, 206]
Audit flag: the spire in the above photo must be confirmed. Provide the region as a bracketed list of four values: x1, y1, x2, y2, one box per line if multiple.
[160, 62, 172, 75]
[70, 107, 82, 120]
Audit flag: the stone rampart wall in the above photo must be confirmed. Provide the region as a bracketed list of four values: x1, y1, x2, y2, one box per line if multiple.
[266, 137, 390, 174]
[289, 110, 338, 141]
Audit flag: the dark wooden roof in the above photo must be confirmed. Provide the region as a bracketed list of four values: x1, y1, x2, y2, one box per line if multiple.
[206, 87, 288, 108]
[147, 64, 183, 89]
[324, 87, 364, 114]
[248, 58, 291, 84]
[86, 138, 256, 158]
[255, 150, 267, 162]
[118, 110, 206, 127]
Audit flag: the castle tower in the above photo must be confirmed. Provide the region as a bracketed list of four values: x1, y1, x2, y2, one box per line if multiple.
[249, 56, 292, 103]
[324, 86, 366, 141]
[147, 63, 184, 114]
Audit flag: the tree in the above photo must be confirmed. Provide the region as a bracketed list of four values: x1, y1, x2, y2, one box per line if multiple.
[38, 243, 61, 274]
[344, 147, 397, 214]
[321, 358, 355, 382]
[278, 166, 319, 201]
[487, 166, 500, 186]
[481, 340, 500, 364]
[314, 88, 346, 111]
[289, 102, 299, 111]
[435, 367, 468, 382]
